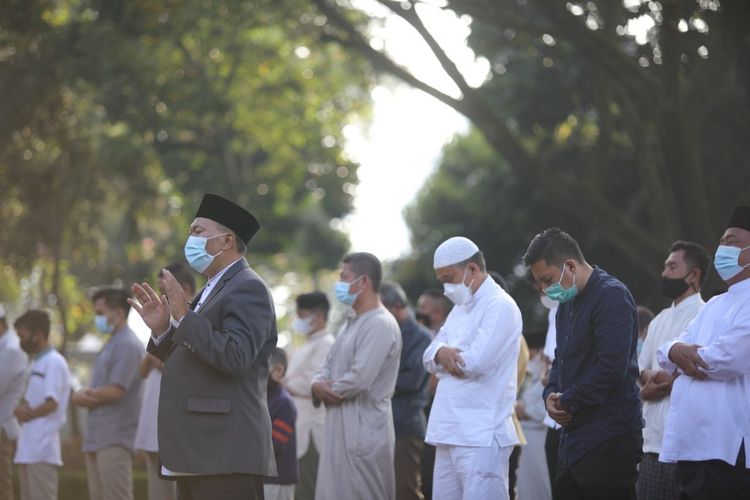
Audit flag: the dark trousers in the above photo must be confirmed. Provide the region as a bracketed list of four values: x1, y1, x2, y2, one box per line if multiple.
[545, 427, 561, 499]
[508, 445, 521, 500]
[395, 436, 425, 500]
[555, 430, 643, 500]
[176, 474, 264, 500]
[676, 441, 750, 500]
[295, 442, 319, 500]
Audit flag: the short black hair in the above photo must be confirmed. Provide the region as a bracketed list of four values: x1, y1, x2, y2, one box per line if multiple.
[669, 240, 711, 287]
[92, 288, 131, 316]
[14, 310, 51, 339]
[296, 291, 330, 318]
[269, 347, 288, 372]
[523, 227, 585, 267]
[420, 288, 453, 315]
[380, 282, 409, 308]
[160, 262, 196, 296]
[637, 305, 655, 334]
[342, 252, 382, 292]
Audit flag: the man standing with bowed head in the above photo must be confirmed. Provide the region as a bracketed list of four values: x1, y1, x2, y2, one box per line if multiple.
[423, 236, 522, 500]
[523, 228, 643, 500]
[636, 241, 708, 500]
[311, 252, 402, 500]
[129, 193, 277, 500]
[657, 206, 750, 499]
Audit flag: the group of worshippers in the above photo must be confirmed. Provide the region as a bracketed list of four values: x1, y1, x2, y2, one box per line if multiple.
[0, 193, 748, 500]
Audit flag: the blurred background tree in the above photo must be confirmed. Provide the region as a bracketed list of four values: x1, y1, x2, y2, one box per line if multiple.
[311, 0, 750, 323]
[0, 0, 372, 348]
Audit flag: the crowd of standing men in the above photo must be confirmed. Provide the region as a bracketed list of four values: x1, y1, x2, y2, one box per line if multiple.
[0, 194, 748, 500]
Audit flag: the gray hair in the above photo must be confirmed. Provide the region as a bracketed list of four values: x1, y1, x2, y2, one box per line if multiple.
[380, 281, 409, 308]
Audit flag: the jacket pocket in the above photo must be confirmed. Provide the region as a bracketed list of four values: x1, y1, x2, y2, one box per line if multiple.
[186, 397, 232, 414]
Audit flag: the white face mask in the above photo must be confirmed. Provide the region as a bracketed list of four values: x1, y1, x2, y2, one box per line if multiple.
[443, 267, 474, 306]
[292, 316, 315, 335]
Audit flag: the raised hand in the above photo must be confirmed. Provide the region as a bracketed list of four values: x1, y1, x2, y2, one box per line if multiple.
[160, 269, 190, 321]
[128, 282, 171, 334]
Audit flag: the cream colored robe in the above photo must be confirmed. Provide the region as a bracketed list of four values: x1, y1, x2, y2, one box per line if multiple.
[312, 306, 402, 500]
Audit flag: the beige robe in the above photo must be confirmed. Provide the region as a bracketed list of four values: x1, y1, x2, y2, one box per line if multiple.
[312, 306, 402, 500]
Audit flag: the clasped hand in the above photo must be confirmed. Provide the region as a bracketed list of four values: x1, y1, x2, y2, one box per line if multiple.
[669, 343, 708, 380]
[546, 392, 571, 425]
[435, 346, 466, 378]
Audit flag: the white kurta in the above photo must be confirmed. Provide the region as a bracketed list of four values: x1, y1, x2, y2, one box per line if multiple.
[637, 294, 704, 454]
[657, 277, 750, 466]
[422, 277, 521, 500]
[312, 306, 401, 500]
[541, 304, 560, 431]
[423, 276, 522, 448]
[284, 329, 335, 458]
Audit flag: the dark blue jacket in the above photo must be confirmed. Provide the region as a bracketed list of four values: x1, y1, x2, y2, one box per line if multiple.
[392, 317, 432, 439]
[542, 266, 643, 467]
[264, 385, 298, 485]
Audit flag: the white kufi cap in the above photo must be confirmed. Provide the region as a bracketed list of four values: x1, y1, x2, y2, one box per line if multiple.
[433, 236, 479, 269]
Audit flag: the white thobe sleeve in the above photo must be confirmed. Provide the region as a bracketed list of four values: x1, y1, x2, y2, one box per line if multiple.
[657, 314, 701, 373]
[311, 344, 333, 384]
[696, 299, 750, 380]
[422, 325, 449, 377]
[637, 322, 656, 373]
[459, 301, 520, 378]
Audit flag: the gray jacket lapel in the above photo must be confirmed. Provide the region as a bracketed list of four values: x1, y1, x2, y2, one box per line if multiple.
[197, 259, 249, 313]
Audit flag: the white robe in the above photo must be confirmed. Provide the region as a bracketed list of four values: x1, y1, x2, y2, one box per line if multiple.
[312, 306, 402, 500]
[657, 277, 750, 466]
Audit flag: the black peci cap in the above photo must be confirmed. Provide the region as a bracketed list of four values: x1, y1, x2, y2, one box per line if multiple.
[195, 193, 261, 244]
[726, 205, 750, 232]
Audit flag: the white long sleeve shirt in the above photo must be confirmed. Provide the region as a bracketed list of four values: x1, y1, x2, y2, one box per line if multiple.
[423, 276, 522, 448]
[284, 329, 335, 459]
[638, 293, 704, 454]
[657, 277, 750, 466]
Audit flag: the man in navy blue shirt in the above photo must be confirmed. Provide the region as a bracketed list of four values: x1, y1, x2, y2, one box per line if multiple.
[381, 282, 432, 500]
[524, 227, 643, 500]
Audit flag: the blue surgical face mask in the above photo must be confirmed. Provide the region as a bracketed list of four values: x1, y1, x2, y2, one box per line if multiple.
[184, 233, 228, 273]
[543, 265, 578, 303]
[334, 276, 363, 306]
[714, 244, 750, 281]
[95, 315, 113, 334]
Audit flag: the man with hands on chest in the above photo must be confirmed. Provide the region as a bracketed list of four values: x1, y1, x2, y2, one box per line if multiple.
[656, 205, 750, 500]
[129, 193, 277, 500]
[422, 237, 522, 500]
[524, 228, 643, 500]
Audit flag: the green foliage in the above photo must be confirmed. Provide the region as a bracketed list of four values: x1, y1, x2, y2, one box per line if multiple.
[0, 0, 373, 345]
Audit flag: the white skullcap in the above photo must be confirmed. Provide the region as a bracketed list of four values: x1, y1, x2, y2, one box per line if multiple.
[433, 237, 479, 269]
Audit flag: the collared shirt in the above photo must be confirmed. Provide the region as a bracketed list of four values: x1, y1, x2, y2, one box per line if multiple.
[637, 293, 704, 454]
[194, 257, 242, 312]
[284, 328, 335, 458]
[392, 316, 432, 439]
[423, 276, 522, 448]
[657, 277, 750, 466]
[542, 304, 561, 430]
[83, 326, 144, 453]
[0, 330, 28, 439]
[542, 266, 642, 467]
[14, 349, 71, 465]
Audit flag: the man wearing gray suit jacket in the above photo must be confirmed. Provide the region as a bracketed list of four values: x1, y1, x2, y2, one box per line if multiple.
[130, 193, 277, 500]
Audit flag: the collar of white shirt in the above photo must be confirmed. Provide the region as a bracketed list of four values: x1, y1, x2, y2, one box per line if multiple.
[195, 257, 243, 310]
[728, 276, 750, 295]
[671, 292, 704, 311]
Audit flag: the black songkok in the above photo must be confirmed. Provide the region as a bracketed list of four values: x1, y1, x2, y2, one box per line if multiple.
[195, 193, 260, 244]
[726, 205, 750, 232]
